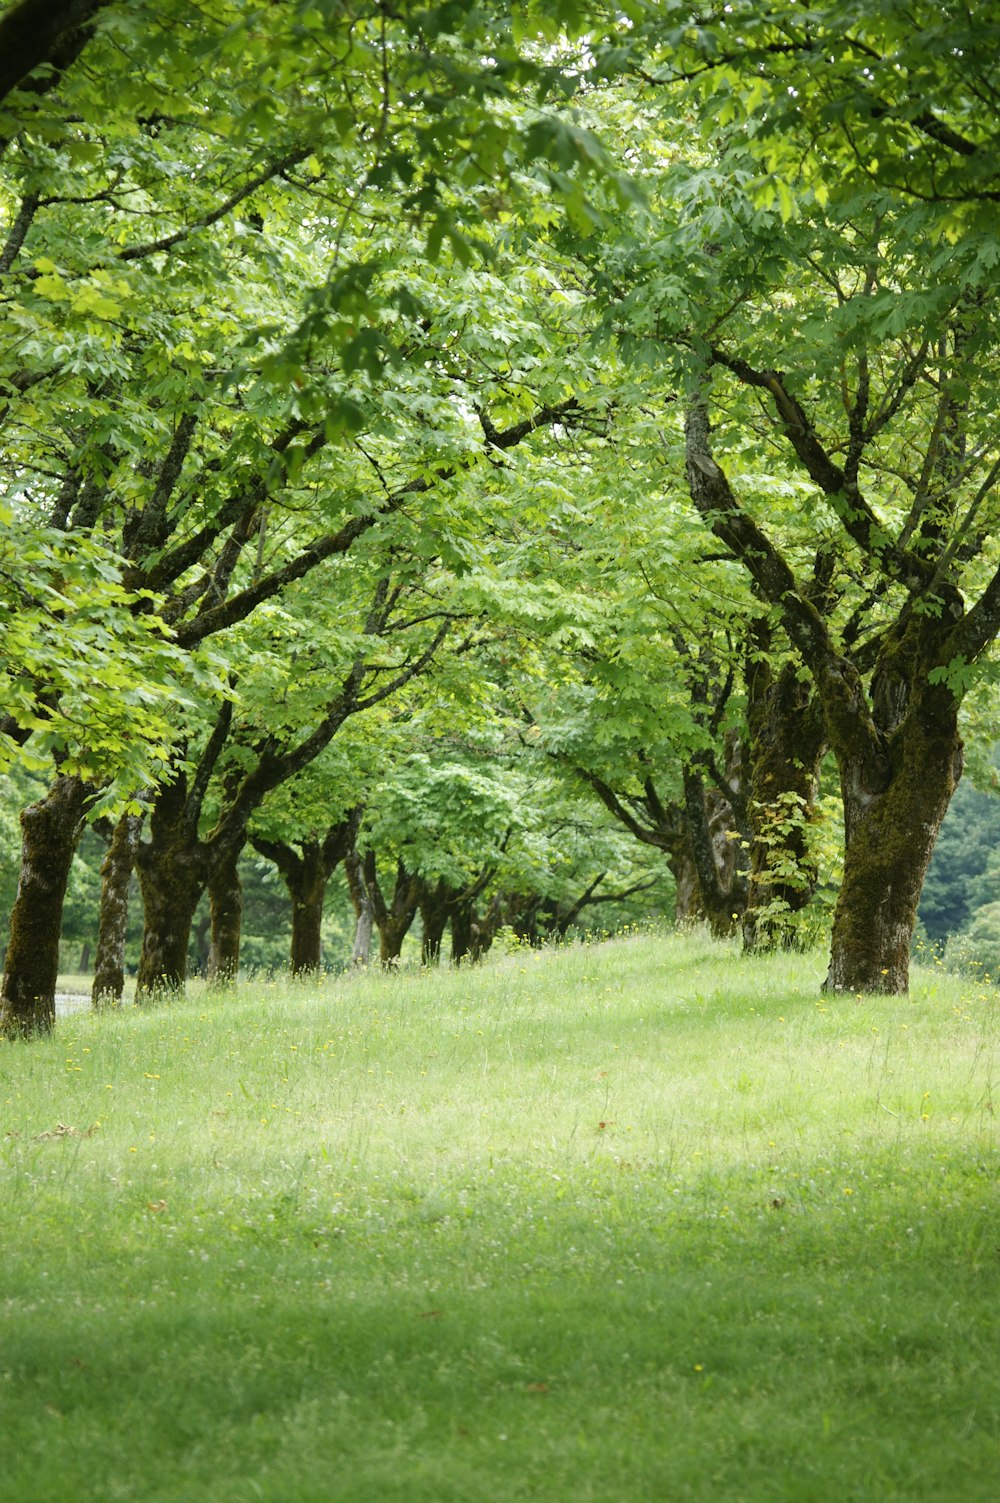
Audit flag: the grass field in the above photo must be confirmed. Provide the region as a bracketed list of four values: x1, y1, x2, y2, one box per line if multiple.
[2, 930, 999, 1502]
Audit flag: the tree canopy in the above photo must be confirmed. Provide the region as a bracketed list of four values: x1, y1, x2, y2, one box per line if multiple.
[3, 0, 1000, 1032]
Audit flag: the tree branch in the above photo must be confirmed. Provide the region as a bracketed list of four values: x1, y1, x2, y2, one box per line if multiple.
[0, 0, 106, 106]
[119, 147, 312, 262]
[710, 346, 934, 593]
[0, 191, 40, 274]
[174, 398, 580, 646]
[185, 694, 235, 837]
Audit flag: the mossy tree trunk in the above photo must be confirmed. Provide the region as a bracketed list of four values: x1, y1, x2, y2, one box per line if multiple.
[451, 894, 504, 961]
[1, 773, 90, 1038]
[135, 781, 212, 999]
[92, 809, 143, 1007]
[671, 840, 705, 925]
[192, 904, 211, 977]
[290, 866, 326, 974]
[207, 847, 243, 985]
[742, 654, 827, 953]
[469, 892, 504, 959]
[681, 730, 749, 940]
[823, 664, 963, 994]
[450, 898, 474, 963]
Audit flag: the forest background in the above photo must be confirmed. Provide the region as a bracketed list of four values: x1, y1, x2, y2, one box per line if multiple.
[3, 0, 1000, 1031]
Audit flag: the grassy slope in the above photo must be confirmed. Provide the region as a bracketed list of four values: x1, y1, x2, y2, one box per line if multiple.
[2, 931, 999, 1502]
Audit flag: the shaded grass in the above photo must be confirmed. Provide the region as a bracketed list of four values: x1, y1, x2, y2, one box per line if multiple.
[2, 931, 999, 1501]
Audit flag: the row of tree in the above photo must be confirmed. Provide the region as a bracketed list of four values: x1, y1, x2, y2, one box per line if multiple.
[2, 0, 1000, 1035]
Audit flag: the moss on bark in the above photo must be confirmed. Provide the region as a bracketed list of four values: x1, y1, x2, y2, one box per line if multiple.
[1, 774, 88, 1038]
[824, 680, 962, 995]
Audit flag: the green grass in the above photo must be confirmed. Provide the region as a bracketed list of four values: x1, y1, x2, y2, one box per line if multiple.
[3, 930, 999, 1501]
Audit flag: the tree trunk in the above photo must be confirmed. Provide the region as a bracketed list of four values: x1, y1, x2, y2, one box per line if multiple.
[671, 841, 704, 924]
[451, 899, 474, 963]
[92, 809, 143, 1007]
[352, 900, 374, 966]
[1, 773, 89, 1037]
[419, 880, 454, 965]
[470, 893, 504, 959]
[207, 847, 243, 984]
[135, 854, 205, 997]
[345, 846, 373, 966]
[824, 688, 962, 994]
[252, 815, 359, 976]
[682, 737, 748, 939]
[377, 895, 419, 965]
[290, 862, 327, 975]
[135, 783, 212, 998]
[364, 853, 421, 968]
[192, 905, 211, 977]
[742, 662, 827, 952]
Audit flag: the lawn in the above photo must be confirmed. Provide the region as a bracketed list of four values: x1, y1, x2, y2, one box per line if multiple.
[2, 930, 998, 1501]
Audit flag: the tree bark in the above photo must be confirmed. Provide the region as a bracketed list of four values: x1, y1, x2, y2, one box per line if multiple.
[470, 893, 504, 959]
[450, 898, 474, 963]
[1, 773, 89, 1037]
[824, 679, 962, 993]
[207, 847, 243, 984]
[418, 879, 455, 965]
[192, 905, 211, 977]
[134, 782, 212, 999]
[682, 733, 748, 939]
[290, 862, 326, 974]
[0, 0, 107, 107]
[345, 846, 374, 966]
[742, 660, 827, 952]
[672, 841, 704, 924]
[91, 809, 143, 1007]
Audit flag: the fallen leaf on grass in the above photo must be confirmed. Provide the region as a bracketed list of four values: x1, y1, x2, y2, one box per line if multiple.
[146, 1200, 168, 1213]
[33, 1122, 99, 1141]
[525, 1382, 550, 1394]
[418, 1309, 442, 1319]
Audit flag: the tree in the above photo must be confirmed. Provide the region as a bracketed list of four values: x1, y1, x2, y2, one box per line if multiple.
[250, 809, 361, 977]
[0, 0, 625, 1031]
[681, 307, 1000, 992]
[550, 47, 1000, 991]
